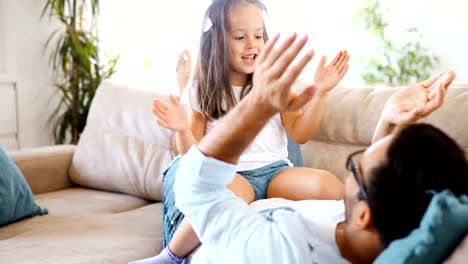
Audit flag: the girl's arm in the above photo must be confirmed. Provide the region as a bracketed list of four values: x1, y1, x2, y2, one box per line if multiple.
[175, 108, 206, 154]
[282, 50, 350, 144]
[281, 92, 327, 144]
[153, 95, 206, 154]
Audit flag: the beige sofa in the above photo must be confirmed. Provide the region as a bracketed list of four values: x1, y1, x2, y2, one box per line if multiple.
[0, 81, 466, 263]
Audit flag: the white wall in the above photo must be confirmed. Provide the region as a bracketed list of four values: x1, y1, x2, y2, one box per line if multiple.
[0, 0, 57, 150]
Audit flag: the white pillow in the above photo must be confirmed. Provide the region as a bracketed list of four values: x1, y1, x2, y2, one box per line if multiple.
[70, 81, 174, 201]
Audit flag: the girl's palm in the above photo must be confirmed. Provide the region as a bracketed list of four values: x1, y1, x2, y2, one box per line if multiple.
[314, 50, 350, 92]
[152, 95, 189, 132]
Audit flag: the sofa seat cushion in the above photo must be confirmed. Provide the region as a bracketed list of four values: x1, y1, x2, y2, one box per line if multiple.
[0, 188, 163, 264]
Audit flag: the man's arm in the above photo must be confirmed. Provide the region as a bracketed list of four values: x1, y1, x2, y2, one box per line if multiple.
[174, 146, 320, 263]
[174, 33, 320, 263]
[372, 71, 456, 143]
[198, 33, 316, 163]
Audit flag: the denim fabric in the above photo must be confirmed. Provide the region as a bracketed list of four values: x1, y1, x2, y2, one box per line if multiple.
[287, 135, 303, 167]
[162, 159, 289, 245]
[237, 160, 290, 200]
[161, 157, 184, 247]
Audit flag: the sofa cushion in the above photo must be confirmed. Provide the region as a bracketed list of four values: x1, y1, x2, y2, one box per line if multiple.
[70, 81, 174, 201]
[0, 188, 163, 263]
[0, 145, 48, 226]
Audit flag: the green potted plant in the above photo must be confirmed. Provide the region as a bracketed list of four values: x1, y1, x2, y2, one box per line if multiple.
[41, 0, 118, 144]
[355, 0, 439, 85]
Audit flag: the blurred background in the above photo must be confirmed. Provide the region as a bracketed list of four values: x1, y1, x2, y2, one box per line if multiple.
[0, 0, 467, 149]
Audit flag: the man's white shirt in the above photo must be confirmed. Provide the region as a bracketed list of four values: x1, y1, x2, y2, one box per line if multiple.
[174, 146, 350, 264]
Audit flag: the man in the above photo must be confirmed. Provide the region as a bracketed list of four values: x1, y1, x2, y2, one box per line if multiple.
[173, 33, 467, 263]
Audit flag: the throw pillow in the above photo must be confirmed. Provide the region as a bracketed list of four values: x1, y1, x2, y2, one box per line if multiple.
[69, 81, 174, 201]
[0, 145, 48, 226]
[375, 190, 468, 264]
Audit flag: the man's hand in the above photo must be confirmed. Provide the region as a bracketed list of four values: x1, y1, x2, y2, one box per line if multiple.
[372, 70, 456, 143]
[251, 33, 317, 113]
[152, 95, 189, 132]
[381, 70, 456, 126]
[198, 33, 318, 164]
[314, 50, 350, 94]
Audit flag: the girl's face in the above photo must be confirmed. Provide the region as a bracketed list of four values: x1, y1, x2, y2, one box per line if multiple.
[227, 3, 265, 87]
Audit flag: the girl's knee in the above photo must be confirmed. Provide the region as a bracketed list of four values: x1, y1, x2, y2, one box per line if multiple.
[317, 170, 344, 200]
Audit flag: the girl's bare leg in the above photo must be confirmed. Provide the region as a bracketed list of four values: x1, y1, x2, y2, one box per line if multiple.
[266, 167, 344, 200]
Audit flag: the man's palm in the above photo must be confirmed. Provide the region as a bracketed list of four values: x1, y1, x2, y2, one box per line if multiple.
[382, 71, 456, 126]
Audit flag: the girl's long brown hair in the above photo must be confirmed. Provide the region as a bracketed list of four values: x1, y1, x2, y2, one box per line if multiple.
[194, 0, 268, 120]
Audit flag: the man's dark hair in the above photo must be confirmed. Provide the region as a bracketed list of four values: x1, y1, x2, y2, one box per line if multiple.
[367, 123, 468, 247]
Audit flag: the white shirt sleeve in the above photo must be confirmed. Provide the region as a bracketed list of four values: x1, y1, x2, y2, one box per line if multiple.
[174, 146, 338, 264]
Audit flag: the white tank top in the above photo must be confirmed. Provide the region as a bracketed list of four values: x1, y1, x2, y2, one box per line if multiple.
[181, 81, 292, 171]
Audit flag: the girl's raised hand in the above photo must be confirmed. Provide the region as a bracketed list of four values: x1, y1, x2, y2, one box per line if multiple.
[314, 50, 350, 93]
[152, 95, 189, 132]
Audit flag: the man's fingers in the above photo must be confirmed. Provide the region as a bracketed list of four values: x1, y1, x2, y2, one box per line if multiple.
[288, 83, 317, 110]
[424, 71, 455, 114]
[280, 48, 315, 95]
[264, 33, 299, 70]
[270, 34, 309, 79]
[421, 71, 448, 88]
[440, 71, 456, 89]
[256, 33, 281, 66]
[425, 85, 445, 114]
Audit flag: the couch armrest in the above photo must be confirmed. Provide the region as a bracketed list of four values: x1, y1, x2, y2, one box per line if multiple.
[8, 145, 76, 194]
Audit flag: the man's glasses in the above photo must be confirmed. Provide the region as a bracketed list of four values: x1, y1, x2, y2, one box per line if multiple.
[346, 149, 370, 201]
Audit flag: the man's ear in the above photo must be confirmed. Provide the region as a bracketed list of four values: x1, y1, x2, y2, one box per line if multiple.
[350, 201, 373, 230]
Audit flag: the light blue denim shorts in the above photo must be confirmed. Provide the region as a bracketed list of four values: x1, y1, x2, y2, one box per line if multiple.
[237, 160, 290, 200]
[161, 158, 290, 246]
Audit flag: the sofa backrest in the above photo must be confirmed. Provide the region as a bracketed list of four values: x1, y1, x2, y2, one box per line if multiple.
[69, 81, 174, 201]
[302, 85, 468, 182]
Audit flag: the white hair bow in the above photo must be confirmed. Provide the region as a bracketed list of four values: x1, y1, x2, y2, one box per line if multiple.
[203, 17, 213, 32]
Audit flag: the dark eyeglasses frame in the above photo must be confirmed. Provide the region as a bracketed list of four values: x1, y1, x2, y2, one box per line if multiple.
[346, 149, 370, 202]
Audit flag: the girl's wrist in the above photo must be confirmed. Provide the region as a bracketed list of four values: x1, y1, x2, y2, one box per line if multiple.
[316, 89, 329, 98]
[176, 126, 191, 135]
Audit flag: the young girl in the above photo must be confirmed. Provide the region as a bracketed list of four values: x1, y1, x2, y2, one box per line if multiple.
[130, 1, 349, 263]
